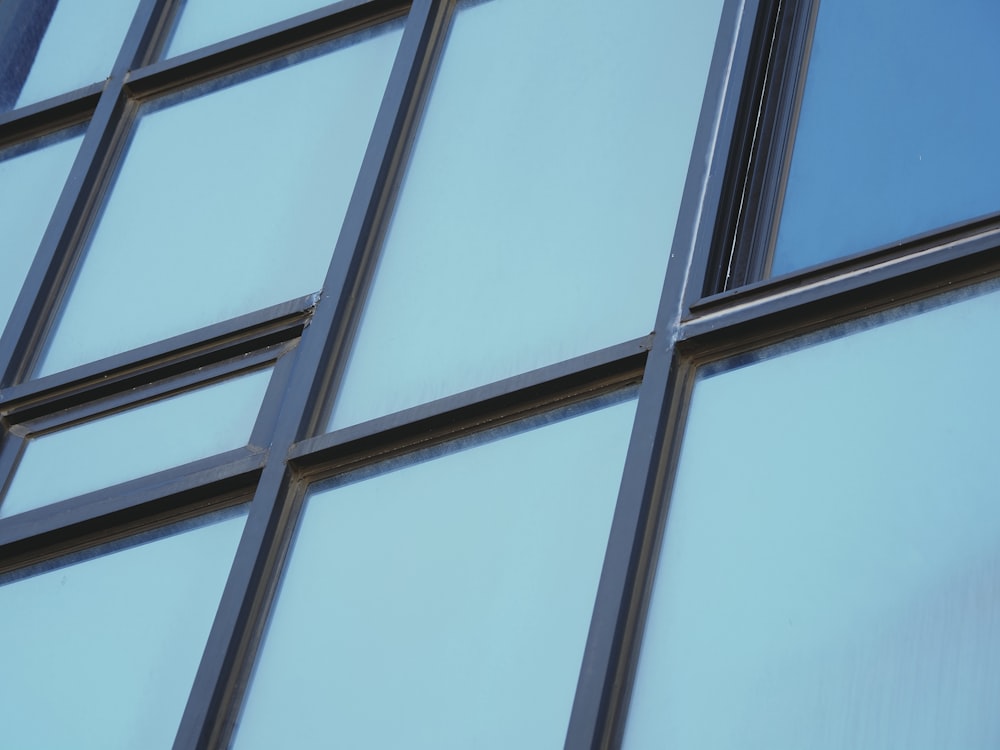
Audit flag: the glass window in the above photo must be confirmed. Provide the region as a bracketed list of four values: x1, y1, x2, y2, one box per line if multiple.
[0, 0, 140, 112]
[0, 127, 83, 334]
[164, 0, 338, 59]
[1, 367, 272, 518]
[327, 0, 724, 430]
[0, 508, 246, 750]
[770, 0, 1000, 276]
[37, 20, 403, 376]
[624, 281, 1000, 748]
[232, 394, 638, 749]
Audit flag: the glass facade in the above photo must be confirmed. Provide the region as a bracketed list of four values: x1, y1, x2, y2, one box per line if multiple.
[625, 283, 1000, 748]
[328, 0, 723, 428]
[0, 127, 82, 331]
[0, 0, 995, 746]
[236, 395, 637, 748]
[0, 0, 140, 112]
[1, 367, 272, 517]
[0, 507, 247, 748]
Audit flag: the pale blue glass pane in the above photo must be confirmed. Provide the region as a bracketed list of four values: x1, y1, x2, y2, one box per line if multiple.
[0, 508, 246, 750]
[624, 283, 1000, 748]
[38, 22, 402, 376]
[6, 0, 140, 111]
[0, 130, 82, 332]
[772, 0, 1000, 275]
[1, 367, 271, 518]
[328, 0, 723, 430]
[232, 395, 638, 749]
[165, 0, 336, 58]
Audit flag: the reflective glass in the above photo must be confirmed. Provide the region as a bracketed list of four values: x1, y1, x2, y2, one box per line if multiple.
[0, 0, 140, 112]
[232, 394, 638, 749]
[38, 21, 403, 376]
[771, 0, 1000, 275]
[0, 508, 246, 749]
[1, 367, 271, 518]
[0, 128, 82, 333]
[327, 0, 723, 430]
[624, 282, 1000, 748]
[165, 0, 336, 58]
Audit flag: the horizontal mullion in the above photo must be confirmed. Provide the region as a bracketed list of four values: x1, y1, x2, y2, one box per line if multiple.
[700, 208, 1000, 312]
[0, 446, 264, 572]
[680, 220, 1000, 360]
[715, 0, 819, 290]
[126, 0, 408, 99]
[684, 0, 784, 305]
[289, 335, 651, 476]
[0, 83, 102, 147]
[7, 345, 287, 436]
[0, 293, 314, 420]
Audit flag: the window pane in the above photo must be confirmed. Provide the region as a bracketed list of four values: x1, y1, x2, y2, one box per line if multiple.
[771, 0, 1000, 276]
[164, 0, 337, 59]
[38, 21, 403, 376]
[327, 0, 723, 430]
[0, 508, 246, 750]
[0, 128, 82, 333]
[232, 394, 638, 749]
[624, 282, 1000, 748]
[1, 367, 271, 518]
[0, 0, 140, 112]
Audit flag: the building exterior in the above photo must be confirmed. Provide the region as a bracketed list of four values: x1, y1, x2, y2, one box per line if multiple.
[0, 0, 998, 747]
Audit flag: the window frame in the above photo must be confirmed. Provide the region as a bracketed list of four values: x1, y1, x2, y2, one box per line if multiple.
[3, 0, 994, 747]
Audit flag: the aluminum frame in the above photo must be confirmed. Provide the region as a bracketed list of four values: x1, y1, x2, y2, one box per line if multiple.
[1, 0, 996, 747]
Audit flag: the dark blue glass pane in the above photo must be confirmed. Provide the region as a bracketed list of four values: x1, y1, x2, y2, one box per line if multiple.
[771, 0, 1000, 275]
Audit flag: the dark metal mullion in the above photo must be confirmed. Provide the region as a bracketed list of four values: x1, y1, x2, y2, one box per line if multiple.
[724, 0, 820, 287]
[0, 0, 167, 388]
[0, 85, 101, 144]
[694, 0, 782, 298]
[0, 447, 264, 566]
[0, 432, 26, 516]
[133, 0, 185, 69]
[130, 0, 409, 97]
[0, 294, 313, 420]
[290, 335, 650, 475]
[170, 3, 450, 747]
[563, 0, 764, 746]
[693, 207, 1000, 312]
[13, 357, 280, 438]
[247, 342, 300, 449]
[679, 230, 1000, 362]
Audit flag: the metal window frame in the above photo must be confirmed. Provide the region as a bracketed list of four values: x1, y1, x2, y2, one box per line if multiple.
[2, 0, 997, 747]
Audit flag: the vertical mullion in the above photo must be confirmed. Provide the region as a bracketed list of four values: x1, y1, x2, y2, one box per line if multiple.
[0, 0, 171, 387]
[715, 0, 820, 289]
[170, 2, 451, 747]
[693, 0, 783, 299]
[562, 0, 763, 747]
